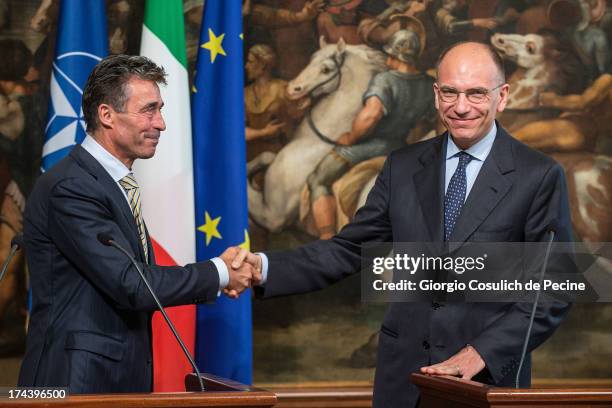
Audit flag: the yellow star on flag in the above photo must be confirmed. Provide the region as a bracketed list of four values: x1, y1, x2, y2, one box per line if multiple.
[197, 211, 222, 245]
[238, 229, 250, 251]
[201, 28, 226, 63]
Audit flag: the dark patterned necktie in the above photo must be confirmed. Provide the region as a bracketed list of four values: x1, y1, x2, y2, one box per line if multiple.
[444, 151, 473, 241]
[119, 173, 148, 260]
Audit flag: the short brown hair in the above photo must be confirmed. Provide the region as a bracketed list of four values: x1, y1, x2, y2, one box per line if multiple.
[82, 54, 167, 133]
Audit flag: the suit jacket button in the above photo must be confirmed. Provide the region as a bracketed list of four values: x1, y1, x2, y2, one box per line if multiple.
[422, 340, 430, 350]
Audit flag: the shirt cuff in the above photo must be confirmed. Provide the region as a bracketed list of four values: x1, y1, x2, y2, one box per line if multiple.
[257, 252, 269, 285]
[211, 257, 229, 292]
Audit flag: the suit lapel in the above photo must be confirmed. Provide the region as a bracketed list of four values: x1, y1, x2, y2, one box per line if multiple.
[414, 136, 446, 242]
[449, 126, 515, 243]
[69, 145, 147, 261]
[144, 223, 155, 265]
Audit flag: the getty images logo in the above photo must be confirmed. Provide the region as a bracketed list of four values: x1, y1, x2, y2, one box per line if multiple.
[372, 253, 488, 275]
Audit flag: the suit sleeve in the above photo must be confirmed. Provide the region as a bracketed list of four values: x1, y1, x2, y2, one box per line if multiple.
[47, 176, 220, 311]
[260, 154, 394, 298]
[469, 163, 573, 384]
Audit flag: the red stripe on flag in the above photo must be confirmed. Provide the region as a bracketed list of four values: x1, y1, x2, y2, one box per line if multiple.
[150, 238, 196, 392]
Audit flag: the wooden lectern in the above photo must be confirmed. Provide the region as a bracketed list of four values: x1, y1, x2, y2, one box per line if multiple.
[6, 374, 276, 407]
[412, 373, 612, 407]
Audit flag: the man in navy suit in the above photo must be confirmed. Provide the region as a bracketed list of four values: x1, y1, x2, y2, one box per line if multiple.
[234, 42, 572, 407]
[18, 55, 257, 393]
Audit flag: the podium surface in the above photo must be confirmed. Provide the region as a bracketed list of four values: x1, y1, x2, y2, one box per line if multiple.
[412, 373, 612, 407]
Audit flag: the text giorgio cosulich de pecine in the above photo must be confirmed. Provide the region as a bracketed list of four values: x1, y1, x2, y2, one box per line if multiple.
[371, 254, 586, 293]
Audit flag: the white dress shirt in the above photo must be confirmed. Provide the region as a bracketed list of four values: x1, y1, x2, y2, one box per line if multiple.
[444, 121, 497, 200]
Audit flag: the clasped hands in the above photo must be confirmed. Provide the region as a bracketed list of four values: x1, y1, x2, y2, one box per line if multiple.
[219, 247, 263, 299]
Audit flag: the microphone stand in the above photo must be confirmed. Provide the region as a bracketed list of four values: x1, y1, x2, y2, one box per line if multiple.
[100, 235, 205, 392]
[515, 230, 555, 388]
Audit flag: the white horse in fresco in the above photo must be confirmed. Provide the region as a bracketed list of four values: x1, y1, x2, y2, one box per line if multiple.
[247, 38, 386, 232]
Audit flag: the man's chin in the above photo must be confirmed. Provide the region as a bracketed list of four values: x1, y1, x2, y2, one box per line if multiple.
[140, 148, 157, 160]
[448, 126, 476, 138]
[448, 128, 480, 147]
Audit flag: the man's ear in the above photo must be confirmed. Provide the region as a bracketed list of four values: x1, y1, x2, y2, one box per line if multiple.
[98, 103, 114, 129]
[433, 84, 440, 110]
[496, 83, 510, 112]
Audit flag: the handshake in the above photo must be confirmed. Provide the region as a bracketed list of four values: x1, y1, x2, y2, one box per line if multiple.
[219, 247, 263, 298]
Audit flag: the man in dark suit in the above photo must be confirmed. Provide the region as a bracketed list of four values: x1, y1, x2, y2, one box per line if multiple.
[233, 42, 572, 407]
[18, 55, 257, 393]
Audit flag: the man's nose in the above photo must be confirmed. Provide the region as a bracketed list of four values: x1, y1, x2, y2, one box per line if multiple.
[453, 92, 471, 114]
[153, 110, 166, 131]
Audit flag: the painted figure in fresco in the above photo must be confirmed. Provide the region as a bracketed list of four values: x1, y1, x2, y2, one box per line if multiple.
[464, 0, 520, 42]
[357, 0, 519, 68]
[490, 29, 611, 244]
[106, 0, 131, 55]
[243, 0, 325, 28]
[515, 0, 573, 34]
[514, 73, 612, 152]
[242, 0, 325, 80]
[307, 27, 435, 239]
[29, 0, 60, 86]
[358, 0, 433, 46]
[245, 44, 302, 163]
[31, 0, 139, 58]
[30, 0, 58, 34]
[509, 74, 612, 243]
[491, 31, 586, 130]
[0, 39, 45, 338]
[247, 38, 386, 232]
[434, 0, 500, 39]
[571, 0, 610, 80]
[317, 0, 365, 44]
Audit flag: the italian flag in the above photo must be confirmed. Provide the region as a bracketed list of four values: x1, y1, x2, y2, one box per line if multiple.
[134, 0, 196, 392]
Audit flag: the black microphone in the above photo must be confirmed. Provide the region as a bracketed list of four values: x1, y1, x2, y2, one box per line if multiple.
[11, 233, 23, 248]
[0, 233, 24, 283]
[97, 233, 205, 392]
[515, 223, 557, 388]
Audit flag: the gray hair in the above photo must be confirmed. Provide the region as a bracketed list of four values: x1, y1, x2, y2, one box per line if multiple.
[82, 54, 167, 133]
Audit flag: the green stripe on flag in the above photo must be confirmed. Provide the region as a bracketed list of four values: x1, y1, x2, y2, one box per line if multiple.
[143, 0, 187, 68]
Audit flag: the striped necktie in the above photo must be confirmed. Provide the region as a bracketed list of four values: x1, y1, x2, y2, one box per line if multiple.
[118, 173, 148, 261]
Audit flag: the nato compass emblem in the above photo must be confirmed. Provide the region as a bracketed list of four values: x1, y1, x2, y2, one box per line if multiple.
[41, 52, 102, 171]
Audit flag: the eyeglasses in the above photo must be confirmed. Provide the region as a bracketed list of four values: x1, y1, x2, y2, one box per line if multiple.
[435, 83, 504, 104]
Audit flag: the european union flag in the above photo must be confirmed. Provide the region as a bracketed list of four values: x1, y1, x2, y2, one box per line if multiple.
[192, 2, 251, 384]
[41, 0, 108, 171]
